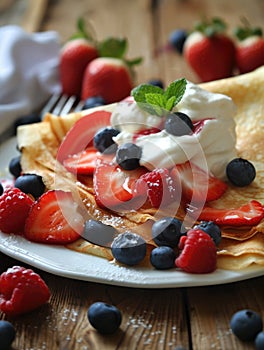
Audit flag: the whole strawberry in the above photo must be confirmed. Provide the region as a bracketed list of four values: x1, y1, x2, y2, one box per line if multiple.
[0, 266, 50, 316]
[234, 21, 264, 74]
[81, 37, 142, 103]
[60, 38, 98, 96]
[183, 17, 235, 82]
[175, 228, 217, 273]
[59, 18, 99, 97]
[81, 57, 133, 103]
[0, 187, 33, 234]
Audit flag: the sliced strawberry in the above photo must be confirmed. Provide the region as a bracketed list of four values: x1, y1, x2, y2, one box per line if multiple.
[57, 110, 112, 163]
[135, 168, 181, 208]
[171, 162, 228, 204]
[24, 190, 84, 244]
[195, 200, 264, 226]
[93, 159, 147, 211]
[63, 147, 98, 175]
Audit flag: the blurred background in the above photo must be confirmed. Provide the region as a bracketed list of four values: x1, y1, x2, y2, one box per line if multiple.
[1, 0, 263, 86]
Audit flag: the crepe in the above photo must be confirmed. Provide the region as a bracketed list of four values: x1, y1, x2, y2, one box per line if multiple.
[17, 66, 264, 270]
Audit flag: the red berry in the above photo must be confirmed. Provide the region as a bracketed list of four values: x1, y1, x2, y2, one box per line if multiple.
[135, 168, 180, 208]
[81, 57, 133, 103]
[175, 228, 217, 273]
[0, 266, 50, 316]
[0, 187, 34, 234]
[60, 38, 98, 97]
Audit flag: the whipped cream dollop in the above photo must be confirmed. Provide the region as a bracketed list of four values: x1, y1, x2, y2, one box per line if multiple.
[111, 82, 237, 179]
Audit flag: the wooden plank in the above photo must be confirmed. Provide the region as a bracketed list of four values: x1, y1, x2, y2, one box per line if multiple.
[187, 277, 264, 349]
[0, 0, 48, 32]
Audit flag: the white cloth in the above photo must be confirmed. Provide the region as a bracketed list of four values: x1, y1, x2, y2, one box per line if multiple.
[0, 25, 61, 133]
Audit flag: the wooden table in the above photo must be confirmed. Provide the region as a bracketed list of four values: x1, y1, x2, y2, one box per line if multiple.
[1, 1, 264, 349]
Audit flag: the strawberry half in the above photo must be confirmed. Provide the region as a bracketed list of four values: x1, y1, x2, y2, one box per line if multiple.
[63, 147, 98, 175]
[93, 159, 147, 211]
[57, 110, 111, 163]
[24, 190, 84, 244]
[195, 200, 264, 226]
[171, 162, 227, 204]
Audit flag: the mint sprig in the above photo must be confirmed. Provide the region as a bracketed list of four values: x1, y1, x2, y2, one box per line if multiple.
[131, 78, 187, 116]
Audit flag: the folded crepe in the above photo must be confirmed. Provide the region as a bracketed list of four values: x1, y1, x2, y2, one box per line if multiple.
[17, 67, 264, 270]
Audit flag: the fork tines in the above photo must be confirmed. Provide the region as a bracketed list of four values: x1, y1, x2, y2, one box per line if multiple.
[41, 94, 84, 119]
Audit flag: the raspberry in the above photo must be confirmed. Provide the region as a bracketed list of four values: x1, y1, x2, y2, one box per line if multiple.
[175, 228, 217, 273]
[0, 187, 33, 234]
[0, 266, 50, 316]
[135, 168, 179, 208]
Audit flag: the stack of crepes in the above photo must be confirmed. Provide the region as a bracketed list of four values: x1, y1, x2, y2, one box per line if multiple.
[17, 67, 264, 270]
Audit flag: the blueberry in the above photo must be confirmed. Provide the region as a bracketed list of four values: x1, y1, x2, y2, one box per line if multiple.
[88, 302, 122, 334]
[82, 220, 117, 246]
[147, 79, 164, 89]
[230, 309, 263, 341]
[0, 320, 16, 350]
[226, 158, 256, 187]
[82, 96, 106, 109]
[9, 155, 22, 178]
[93, 127, 120, 154]
[165, 112, 193, 136]
[255, 331, 264, 350]
[14, 174, 45, 198]
[168, 29, 187, 54]
[152, 217, 186, 248]
[194, 221, 221, 246]
[111, 231, 147, 266]
[116, 143, 142, 170]
[0, 182, 3, 196]
[150, 246, 176, 269]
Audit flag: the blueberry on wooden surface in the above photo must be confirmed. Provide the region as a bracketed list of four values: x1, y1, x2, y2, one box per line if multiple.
[88, 302, 122, 334]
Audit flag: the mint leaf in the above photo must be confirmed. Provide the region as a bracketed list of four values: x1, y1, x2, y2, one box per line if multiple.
[164, 78, 187, 107]
[131, 84, 163, 104]
[132, 78, 187, 116]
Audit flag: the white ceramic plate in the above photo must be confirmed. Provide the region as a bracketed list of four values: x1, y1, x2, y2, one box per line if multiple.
[1, 137, 264, 288]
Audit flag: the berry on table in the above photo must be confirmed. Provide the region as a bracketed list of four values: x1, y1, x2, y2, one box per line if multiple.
[151, 217, 186, 248]
[169, 29, 188, 54]
[0, 320, 16, 350]
[230, 309, 263, 342]
[87, 301, 122, 334]
[147, 79, 164, 89]
[226, 157, 256, 187]
[116, 143, 142, 170]
[93, 127, 120, 154]
[175, 228, 217, 274]
[0, 266, 50, 316]
[111, 231, 147, 266]
[0, 187, 34, 234]
[255, 331, 264, 350]
[14, 173, 45, 198]
[150, 246, 177, 270]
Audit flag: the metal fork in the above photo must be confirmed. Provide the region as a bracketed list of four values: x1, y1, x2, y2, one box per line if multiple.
[41, 93, 84, 118]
